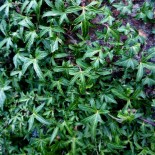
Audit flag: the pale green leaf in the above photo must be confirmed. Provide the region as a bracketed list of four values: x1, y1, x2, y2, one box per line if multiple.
[50, 127, 59, 144]
[33, 59, 44, 80]
[43, 10, 62, 17]
[34, 113, 51, 125]
[136, 63, 144, 81]
[111, 89, 128, 100]
[22, 59, 33, 74]
[0, 90, 6, 110]
[28, 115, 35, 131]
[35, 103, 45, 113]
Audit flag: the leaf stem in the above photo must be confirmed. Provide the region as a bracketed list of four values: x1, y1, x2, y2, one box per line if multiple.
[139, 117, 155, 127]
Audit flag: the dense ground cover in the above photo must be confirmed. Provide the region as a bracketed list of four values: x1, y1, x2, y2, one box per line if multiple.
[0, 0, 155, 154]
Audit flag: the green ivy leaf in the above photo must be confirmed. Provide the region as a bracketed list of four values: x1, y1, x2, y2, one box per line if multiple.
[136, 63, 144, 81]
[82, 19, 89, 38]
[33, 59, 44, 81]
[0, 89, 6, 110]
[28, 115, 35, 131]
[34, 113, 51, 125]
[111, 89, 129, 100]
[50, 127, 59, 144]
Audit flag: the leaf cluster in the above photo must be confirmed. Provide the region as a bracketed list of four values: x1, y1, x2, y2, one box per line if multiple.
[0, 0, 155, 154]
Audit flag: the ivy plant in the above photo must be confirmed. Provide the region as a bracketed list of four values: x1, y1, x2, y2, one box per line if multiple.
[0, 0, 155, 155]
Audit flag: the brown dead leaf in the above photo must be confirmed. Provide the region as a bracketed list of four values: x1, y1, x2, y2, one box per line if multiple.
[113, 9, 120, 17]
[122, 0, 128, 5]
[56, 136, 61, 140]
[138, 29, 148, 38]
